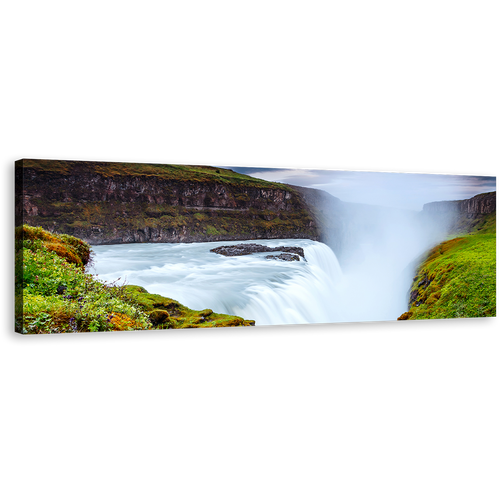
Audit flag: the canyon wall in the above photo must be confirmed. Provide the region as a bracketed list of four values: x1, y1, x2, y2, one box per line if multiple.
[16, 159, 320, 245]
[420, 192, 496, 236]
[423, 192, 496, 214]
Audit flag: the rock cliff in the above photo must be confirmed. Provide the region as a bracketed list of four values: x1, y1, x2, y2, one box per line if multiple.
[423, 192, 496, 214]
[16, 159, 320, 245]
[421, 192, 496, 235]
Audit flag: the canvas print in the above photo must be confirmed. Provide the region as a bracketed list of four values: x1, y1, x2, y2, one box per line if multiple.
[15, 159, 496, 334]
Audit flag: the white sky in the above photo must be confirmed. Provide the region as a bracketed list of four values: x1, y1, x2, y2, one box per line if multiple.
[227, 167, 496, 211]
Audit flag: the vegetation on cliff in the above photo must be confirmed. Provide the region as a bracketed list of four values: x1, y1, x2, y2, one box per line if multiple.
[19, 159, 288, 188]
[29, 201, 315, 244]
[398, 212, 496, 320]
[15, 225, 254, 333]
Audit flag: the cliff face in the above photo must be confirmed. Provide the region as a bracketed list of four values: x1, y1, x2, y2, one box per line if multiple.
[423, 192, 496, 214]
[20, 164, 296, 209]
[420, 192, 496, 236]
[16, 159, 319, 245]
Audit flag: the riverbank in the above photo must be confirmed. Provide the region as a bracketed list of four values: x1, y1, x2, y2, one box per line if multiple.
[15, 225, 254, 333]
[398, 213, 496, 320]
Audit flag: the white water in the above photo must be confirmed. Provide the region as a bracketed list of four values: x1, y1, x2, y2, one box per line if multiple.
[91, 237, 423, 326]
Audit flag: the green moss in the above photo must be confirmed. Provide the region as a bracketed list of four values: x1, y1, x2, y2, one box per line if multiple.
[399, 229, 496, 320]
[193, 212, 207, 221]
[205, 225, 219, 236]
[123, 285, 255, 329]
[16, 224, 91, 267]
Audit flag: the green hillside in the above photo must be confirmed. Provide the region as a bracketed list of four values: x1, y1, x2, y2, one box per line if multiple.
[398, 213, 496, 320]
[16, 225, 254, 334]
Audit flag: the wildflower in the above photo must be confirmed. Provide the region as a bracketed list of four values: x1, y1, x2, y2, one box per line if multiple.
[68, 317, 78, 333]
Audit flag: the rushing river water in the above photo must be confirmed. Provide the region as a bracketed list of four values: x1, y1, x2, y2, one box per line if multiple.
[91, 238, 414, 326]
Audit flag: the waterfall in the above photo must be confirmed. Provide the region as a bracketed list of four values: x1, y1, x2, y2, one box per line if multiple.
[91, 232, 434, 326]
[92, 239, 346, 326]
[230, 242, 344, 325]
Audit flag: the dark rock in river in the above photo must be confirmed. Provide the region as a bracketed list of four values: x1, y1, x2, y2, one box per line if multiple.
[265, 253, 300, 262]
[210, 243, 305, 258]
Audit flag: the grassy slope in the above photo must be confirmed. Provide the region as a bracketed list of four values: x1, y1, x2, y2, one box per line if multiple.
[19, 159, 316, 242]
[398, 213, 496, 320]
[16, 225, 254, 333]
[20, 159, 289, 190]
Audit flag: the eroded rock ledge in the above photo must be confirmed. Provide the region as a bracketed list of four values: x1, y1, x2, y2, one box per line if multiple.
[210, 243, 305, 259]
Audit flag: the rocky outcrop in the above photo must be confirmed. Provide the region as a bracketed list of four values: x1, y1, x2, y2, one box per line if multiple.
[420, 192, 496, 236]
[461, 192, 496, 214]
[210, 243, 305, 258]
[423, 192, 496, 214]
[409, 273, 433, 307]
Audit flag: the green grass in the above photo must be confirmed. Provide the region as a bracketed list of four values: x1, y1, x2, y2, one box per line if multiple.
[123, 285, 254, 329]
[18, 159, 290, 190]
[398, 216, 496, 320]
[15, 225, 255, 333]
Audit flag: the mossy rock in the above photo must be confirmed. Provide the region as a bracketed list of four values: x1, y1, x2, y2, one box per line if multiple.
[400, 224, 496, 320]
[123, 285, 179, 313]
[123, 285, 255, 329]
[149, 309, 170, 326]
[44, 241, 82, 267]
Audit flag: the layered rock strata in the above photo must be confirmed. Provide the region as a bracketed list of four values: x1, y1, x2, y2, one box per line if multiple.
[423, 192, 496, 214]
[16, 159, 319, 245]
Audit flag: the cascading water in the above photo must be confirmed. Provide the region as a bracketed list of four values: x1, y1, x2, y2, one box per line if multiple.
[92, 239, 347, 326]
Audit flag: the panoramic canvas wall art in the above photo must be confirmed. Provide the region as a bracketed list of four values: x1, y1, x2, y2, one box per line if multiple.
[15, 159, 496, 334]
